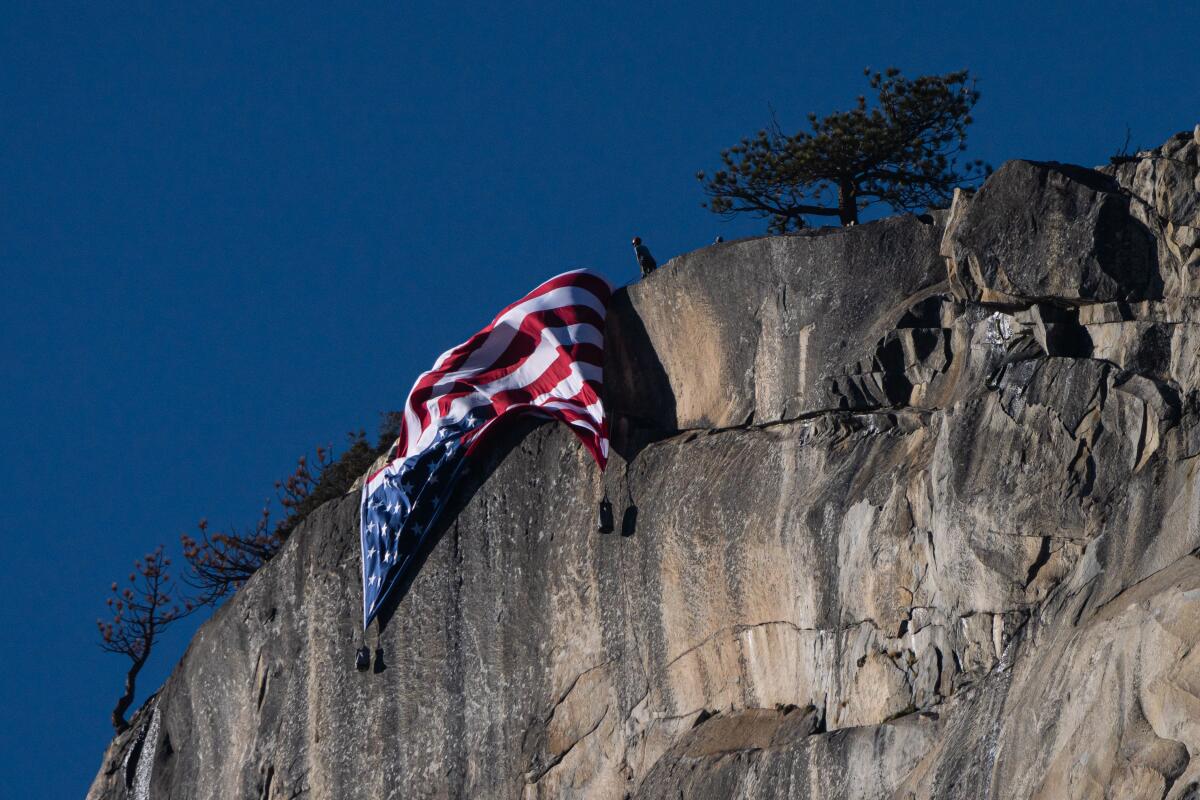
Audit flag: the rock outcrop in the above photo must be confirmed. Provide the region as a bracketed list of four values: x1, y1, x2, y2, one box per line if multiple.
[90, 128, 1200, 799]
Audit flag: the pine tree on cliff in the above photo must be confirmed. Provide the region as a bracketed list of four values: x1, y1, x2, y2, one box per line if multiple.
[96, 546, 192, 733]
[698, 68, 990, 232]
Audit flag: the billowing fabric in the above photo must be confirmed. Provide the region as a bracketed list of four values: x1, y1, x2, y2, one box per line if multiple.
[360, 269, 612, 626]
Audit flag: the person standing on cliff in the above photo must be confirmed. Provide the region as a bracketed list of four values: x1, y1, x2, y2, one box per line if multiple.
[632, 236, 657, 277]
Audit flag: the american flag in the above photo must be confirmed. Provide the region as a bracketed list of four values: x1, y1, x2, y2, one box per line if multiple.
[360, 269, 612, 626]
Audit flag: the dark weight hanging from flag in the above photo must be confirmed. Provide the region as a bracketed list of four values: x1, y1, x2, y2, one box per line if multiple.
[359, 269, 613, 627]
[597, 492, 614, 533]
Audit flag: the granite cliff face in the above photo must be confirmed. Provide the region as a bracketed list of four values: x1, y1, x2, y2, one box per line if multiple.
[90, 128, 1200, 800]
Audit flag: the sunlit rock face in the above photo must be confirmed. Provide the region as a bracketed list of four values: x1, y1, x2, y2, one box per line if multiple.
[90, 128, 1200, 800]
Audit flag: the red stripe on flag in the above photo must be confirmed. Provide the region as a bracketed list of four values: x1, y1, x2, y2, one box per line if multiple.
[370, 270, 611, 481]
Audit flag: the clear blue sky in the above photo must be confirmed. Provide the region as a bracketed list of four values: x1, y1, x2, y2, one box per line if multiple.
[1, 3, 1196, 795]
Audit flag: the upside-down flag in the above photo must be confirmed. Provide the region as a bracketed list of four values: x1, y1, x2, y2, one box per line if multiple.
[360, 269, 612, 626]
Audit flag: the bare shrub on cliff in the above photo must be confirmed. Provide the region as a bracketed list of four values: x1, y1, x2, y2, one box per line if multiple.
[96, 546, 192, 733]
[181, 422, 400, 605]
[698, 68, 990, 232]
[180, 509, 281, 606]
[274, 430, 374, 540]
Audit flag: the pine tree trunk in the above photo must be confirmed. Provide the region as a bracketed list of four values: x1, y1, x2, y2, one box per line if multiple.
[838, 181, 859, 225]
[111, 653, 148, 733]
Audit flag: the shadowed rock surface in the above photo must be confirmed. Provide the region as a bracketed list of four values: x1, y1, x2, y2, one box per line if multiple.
[90, 128, 1200, 799]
